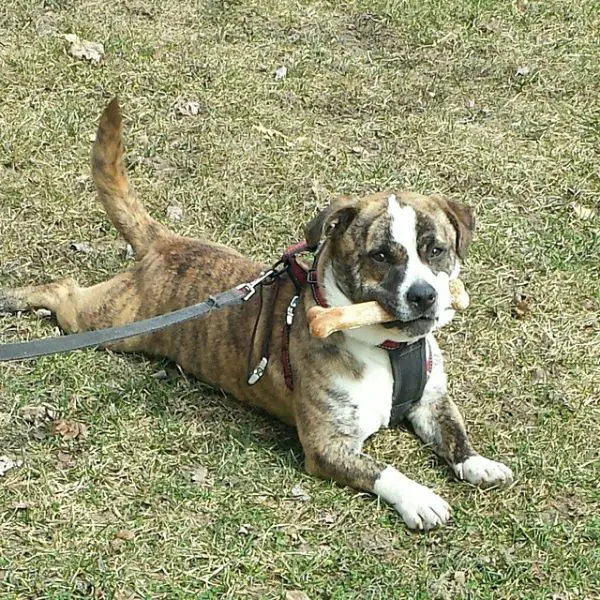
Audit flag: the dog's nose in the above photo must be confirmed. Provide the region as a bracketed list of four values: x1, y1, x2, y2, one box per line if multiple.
[406, 281, 437, 313]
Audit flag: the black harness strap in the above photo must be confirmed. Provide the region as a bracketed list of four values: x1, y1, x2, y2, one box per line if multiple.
[388, 338, 428, 426]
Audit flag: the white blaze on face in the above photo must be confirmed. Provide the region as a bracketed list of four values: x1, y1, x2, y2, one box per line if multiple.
[387, 195, 451, 319]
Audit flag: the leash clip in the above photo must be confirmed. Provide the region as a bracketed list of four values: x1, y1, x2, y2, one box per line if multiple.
[247, 356, 268, 385]
[237, 269, 274, 301]
[286, 295, 299, 326]
[237, 260, 288, 301]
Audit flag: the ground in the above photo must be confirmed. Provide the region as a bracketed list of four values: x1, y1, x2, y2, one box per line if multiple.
[0, 0, 599, 598]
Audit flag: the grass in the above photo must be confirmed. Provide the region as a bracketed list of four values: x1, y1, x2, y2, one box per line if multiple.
[1, 0, 599, 597]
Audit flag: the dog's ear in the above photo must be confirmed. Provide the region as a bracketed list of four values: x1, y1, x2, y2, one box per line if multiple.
[436, 196, 475, 259]
[304, 195, 357, 248]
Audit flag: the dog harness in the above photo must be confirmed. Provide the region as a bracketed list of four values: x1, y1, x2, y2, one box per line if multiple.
[247, 242, 433, 425]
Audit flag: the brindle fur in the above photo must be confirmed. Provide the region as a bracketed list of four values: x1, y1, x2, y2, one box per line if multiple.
[0, 99, 511, 529]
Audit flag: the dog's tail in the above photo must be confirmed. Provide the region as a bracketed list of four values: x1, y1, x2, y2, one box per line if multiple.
[91, 98, 168, 259]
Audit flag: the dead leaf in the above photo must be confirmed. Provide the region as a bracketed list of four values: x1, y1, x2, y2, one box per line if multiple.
[13, 501, 30, 510]
[152, 369, 169, 380]
[453, 571, 466, 586]
[56, 451, 75, 466]
[319, 511, 336, 524]
[153, 365, 181, 382]
[571, 202, 596, 220]
[21, 404, 56, 423]
[52, 419, 89, 440]
[530, 367, 546, 383]
[35, 308, 52, 318]
[512, 288, 530, 318]
[353, 530, 393, 556]
[63, 33, 105, 65]
[0, 455, 23, 477]
[190, 465, 208, 485]
[174, 100, 200, 117]
[70, 241, 94, 254]
[36, 14, 58, 37]
[123, 244, 135, 260]
[115, 529, 135, 541]
[237, 523, 253, 535]
[290, 484, 311, 502]
[274, 65, 287, 81]
[516, 65, 530, 76]
[285, 592, 310, 600]
[166, 205, 183, 222]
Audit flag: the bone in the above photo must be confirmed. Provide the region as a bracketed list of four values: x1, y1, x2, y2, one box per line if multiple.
[308, 279, 469, 338]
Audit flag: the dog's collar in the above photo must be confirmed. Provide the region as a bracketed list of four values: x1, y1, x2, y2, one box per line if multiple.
[283, 241, 328, 307]
[283, 242, 404, 350]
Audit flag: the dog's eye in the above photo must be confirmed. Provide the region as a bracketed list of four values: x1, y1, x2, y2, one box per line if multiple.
[430, 246, 446, 259]
[370, 251, 388, 263]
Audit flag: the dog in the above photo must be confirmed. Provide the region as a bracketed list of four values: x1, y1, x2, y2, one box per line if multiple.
[0, 99, 513, 530]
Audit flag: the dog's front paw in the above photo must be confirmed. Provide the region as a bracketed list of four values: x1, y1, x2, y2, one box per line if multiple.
[374, 466, 451, 530]
[455, 455, 513, 488]
[394, 481, 452, 531]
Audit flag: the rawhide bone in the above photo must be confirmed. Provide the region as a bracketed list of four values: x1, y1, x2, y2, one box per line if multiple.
[308, 279, 469, 339]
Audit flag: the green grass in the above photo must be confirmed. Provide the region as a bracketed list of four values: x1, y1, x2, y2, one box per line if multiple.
[1, 0, 599, 598]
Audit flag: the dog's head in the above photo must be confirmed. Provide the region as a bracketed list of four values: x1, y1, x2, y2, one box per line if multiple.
[305, 191, 475, 344]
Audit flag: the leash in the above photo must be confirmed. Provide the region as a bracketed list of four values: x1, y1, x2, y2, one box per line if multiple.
[0, 266, 282, 363]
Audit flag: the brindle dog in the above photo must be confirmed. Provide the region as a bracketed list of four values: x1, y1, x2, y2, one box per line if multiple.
[0, 100, 513, 530]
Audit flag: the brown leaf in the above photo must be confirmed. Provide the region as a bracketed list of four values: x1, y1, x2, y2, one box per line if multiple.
[70, 241, 94, 254]
[56, 451, 75, 466]
[290, 484, 311, 502]
[319, 511, 336, 524]
[237, 523, 253, 535]
[115, 529, 135, 541]
[21, 404, 56, 423]
[274, 65, 287, 81]
[190, 465, 209, 485]
[571, 202, 596, 220]
[285, 592, 310, 600]
[63, 34, 105, 65]
[512, 288, 530, 318]
[174, 100, 200, 118]
[52, 419, 89, 440]
[0, 455, 23, 477]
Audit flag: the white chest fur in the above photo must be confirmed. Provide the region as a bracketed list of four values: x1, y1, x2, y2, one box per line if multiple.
[333, 337, 394, 444]
[331, 334, 444, 446]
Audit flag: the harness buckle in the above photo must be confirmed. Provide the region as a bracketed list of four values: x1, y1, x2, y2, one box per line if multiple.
[286, 295, 299, 326]
[247, 356, 268, 385]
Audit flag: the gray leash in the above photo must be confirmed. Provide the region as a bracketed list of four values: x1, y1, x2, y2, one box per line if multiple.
[0, 270, 276, 363]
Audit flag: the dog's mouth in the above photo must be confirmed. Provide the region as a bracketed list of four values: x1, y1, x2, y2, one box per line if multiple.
[382, 315, 436, 335]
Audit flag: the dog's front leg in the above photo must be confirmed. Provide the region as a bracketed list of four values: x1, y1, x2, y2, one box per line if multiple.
[408, 392, 514, 488]
[299, 429, 450, 530]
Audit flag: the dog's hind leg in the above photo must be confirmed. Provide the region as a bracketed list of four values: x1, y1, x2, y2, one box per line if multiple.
[0, 271, 145, 352]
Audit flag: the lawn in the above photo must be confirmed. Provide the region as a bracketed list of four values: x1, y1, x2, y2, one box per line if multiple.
[1, 0, 599, 598]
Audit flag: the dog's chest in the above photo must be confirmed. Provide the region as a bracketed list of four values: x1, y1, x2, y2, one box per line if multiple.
[332, 339, 394, 443]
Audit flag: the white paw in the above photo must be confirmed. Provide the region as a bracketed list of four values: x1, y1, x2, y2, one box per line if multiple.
[394, 481, 452, 531]
[374, 466, 451, 531]
[455, 455, 514, 488]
